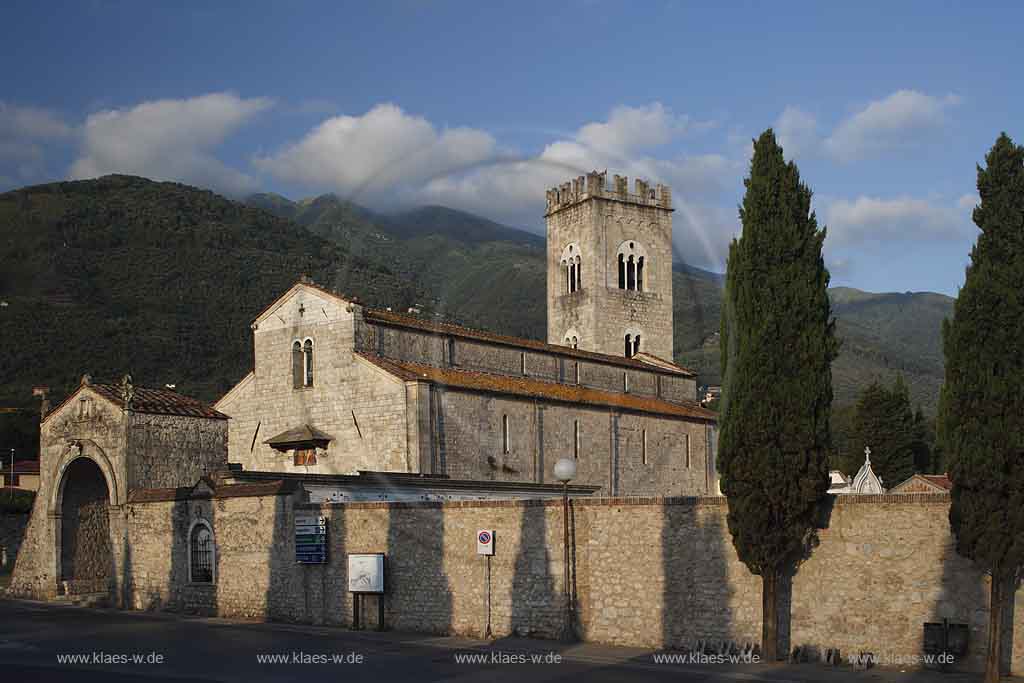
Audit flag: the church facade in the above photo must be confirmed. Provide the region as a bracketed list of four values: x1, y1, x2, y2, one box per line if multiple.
[216, 171, 716, 496]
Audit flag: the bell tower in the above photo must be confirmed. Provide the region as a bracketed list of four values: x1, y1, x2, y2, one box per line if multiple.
[545, 171, 674, 361]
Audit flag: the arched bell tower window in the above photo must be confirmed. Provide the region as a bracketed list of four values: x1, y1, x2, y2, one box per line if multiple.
[562, 328, 580, 350]
[560, 243, 582, 294]
[624, 329, 642, 358]
[616, 241, 648, 292]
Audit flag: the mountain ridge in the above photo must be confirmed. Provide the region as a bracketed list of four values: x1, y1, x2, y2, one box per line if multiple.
[0, 175, 952, 416]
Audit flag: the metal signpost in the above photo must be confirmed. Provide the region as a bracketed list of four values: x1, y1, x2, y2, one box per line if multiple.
[477, 530, 495, 638]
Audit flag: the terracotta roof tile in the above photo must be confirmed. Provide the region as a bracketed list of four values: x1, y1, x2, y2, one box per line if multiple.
[921, 474, 952, 490]
[357, 353, 715, 422]
[87, 383, 228, 420]
[363, 308, 695, 377]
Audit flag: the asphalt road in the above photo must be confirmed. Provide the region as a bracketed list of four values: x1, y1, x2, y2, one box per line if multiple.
[0, 598, 982, 682]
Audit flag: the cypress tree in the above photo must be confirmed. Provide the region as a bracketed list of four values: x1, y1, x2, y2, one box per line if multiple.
[939, 133, 1024, 683]
[719, 130, 837, 661]
[852, 376, 917, 486]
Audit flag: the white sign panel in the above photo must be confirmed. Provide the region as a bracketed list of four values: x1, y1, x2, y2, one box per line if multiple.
[476, 529, 495, 556]
[348, 553, 385, 593]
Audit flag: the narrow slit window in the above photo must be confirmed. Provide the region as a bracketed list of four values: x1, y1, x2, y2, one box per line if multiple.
[574, 362, 580, 385]
[642, 429, 648, 465]
[618, 253, 625, 289]
[573, 420, 580, 460]
[292, 341, 303, 389]
[623, 372, 629, 393]
[637, 256, 644, 292]
[502, 414, 510, 454]
[684, 433, 691, 468]
[521, 352, 526, 376]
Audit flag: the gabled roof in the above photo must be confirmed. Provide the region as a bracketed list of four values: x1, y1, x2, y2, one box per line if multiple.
[265, 424, 334, 450]
[43, 381, 228, 423]
[357, 352, 715, 422]
[363, 308, 695, 377]
[252, 279, 352, 326]
[890, 473, 952, 493]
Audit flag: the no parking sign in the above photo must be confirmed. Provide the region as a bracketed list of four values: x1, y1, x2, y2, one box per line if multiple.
[476, 529, 495, 555]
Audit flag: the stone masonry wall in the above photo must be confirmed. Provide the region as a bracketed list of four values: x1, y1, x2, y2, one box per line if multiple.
[436, 388, 711, 495]
[127, 413, 227, 490]
[0, 512, 29, 573]
[219, 288, 411, 475]
[547, 187, 674, 361]
[112, 491, 1017, 673]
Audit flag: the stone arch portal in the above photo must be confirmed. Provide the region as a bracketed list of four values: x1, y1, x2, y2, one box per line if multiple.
[56, 457, 114, 594]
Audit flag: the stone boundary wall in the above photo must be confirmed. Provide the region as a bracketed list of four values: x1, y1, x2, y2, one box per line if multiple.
[39, 491, 1020, 673]
[0, 512, 30, 572]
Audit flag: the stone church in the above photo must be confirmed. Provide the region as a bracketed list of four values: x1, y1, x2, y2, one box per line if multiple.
[9, 172, 717, 604]
[215, 171, 716, 496]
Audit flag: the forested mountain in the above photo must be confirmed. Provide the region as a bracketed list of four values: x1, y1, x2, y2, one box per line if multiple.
[0, 176, 422, 409]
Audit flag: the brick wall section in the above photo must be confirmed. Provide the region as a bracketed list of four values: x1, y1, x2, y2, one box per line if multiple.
[99, 491, 1018, 673]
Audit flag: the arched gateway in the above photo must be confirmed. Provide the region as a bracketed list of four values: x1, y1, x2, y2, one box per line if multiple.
[56, 456, 114, 594]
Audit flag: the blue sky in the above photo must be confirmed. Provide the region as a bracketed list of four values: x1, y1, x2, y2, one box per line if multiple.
[2, 1, 1022, 295]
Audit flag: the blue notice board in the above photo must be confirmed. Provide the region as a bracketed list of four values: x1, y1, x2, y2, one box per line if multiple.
[295, 514, 328, 564]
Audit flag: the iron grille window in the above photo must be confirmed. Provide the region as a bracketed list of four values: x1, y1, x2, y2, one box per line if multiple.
[190, 525, 213, 583]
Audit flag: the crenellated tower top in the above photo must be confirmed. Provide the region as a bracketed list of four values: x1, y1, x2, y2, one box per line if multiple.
[545, 171, 672, 216]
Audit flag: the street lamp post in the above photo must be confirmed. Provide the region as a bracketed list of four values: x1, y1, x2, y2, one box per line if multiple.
[553, 457, 577, 643]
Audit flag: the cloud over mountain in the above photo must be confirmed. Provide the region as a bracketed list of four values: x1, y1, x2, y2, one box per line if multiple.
[70, 92, 272, 195]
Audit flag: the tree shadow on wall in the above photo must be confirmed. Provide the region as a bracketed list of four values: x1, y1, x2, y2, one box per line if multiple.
[386, 502, 452, 633]
[510, 500, 557, 639]
[661, 498, 738, 652]
[931, 526, 1002, 673]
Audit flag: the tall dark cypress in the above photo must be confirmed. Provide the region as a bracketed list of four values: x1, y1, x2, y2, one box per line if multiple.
[939, 133, 1024, 683]
[852, 376, 918, 486]
[719, 130, 837, 661]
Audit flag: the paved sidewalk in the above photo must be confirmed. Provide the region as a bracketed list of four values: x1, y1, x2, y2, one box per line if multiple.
[0, 597, 999, 682]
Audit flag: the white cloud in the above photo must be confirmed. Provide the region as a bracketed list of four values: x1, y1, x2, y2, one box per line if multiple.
[576, 102, 711, 154]
[257, 101, 735, 251]
[0, 102, 71, 185]
[823, 195, 974, 248]
[774, 106, 817, 159]
[957, 193, 979, 210]
[254, 103, 498, 202]
[70, 92, 272, 195]
[824, 90, 960, 162]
